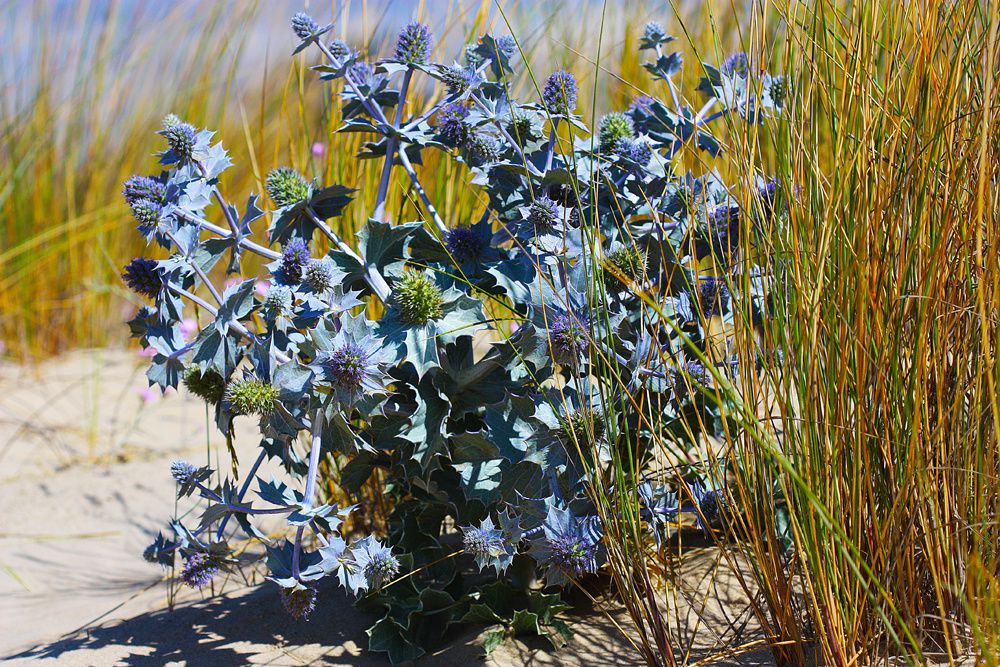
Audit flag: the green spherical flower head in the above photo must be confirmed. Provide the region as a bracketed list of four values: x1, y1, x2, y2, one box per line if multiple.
[183, 367, 225, 404]
[394, 272, 444, 325]
[161, 120, 196, 161]
[598, 112, 634, 153]
[468, 135, 502, 163]
[562, 409, 606, 447]
[265, 167, 310, 209]
[262, 285, 294, 319]
[505, 112, 536, 145]
[224, 377, 279, 416]
[394, 22, 432, 65]
[303, 259, 336, 293]
[606, 245, 647, 283]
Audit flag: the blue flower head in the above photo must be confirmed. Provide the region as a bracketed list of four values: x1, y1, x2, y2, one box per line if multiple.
[122, 175, 165, 206]
[695, 277, 731, 317]
[639, 481, 679, 548]
[278, 239, 311, 284]
[159, 118, 196, 162]
[528, 505, 602, 586]
[312, 313, 392, 405]
[614, 137, 652, 167]
[542, 70, 577, 116]
[122, 257, 162, 299]
[445, 225, 486, 263]
[170, 459, 197, 485]
[181, 551, 221, 588]
[351, 536, 399, 591]
[689, 480, 727, 534]
[722, 51, 749, 76]
[280, 582, 317, 620]
[291, 12, 320, 40]
[436, 102, 472, 147]
[394, 22, 432, 65]
[460, 514, 518, 575]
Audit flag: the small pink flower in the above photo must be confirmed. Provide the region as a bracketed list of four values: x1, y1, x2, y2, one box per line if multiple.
[509, 322, 520, 333]
[224, 277, 241, 289]
[139, 346, 157, 358]
[255, 280, 270, 297]
[180, 318, 198, 339]
[139, 386, 159, 403]
[312, 142, 326, 156]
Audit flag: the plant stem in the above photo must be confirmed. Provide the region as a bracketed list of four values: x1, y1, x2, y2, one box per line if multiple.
[374, 69, 413, 220]
[177, 209, 280, 260]
[216, 448, 267, 540]
[292, 407, 325, 579]
[304, 207, 391, 302]
[396, 148, 448, 236]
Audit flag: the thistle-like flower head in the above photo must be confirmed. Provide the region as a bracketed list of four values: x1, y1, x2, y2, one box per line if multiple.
[436, 102, 471, 148]
[160, 119, 196, 162]
[224, 377, 279, 416]
[170, 459, 197, 485]
[122, 175, 165, 206]
[460, 515, 517, 574]
[560, 408, 606, 448]
[350, 536, 399, 591]
[606, 245, 648, 283]
[689, 480, 727, 534]
[548, 312, 589, 364]
[722, 51, 749, 76]
[181, 551, 220, 588]
[182, 368, 225, 404]
[327, 39, 351, 60]
[644, 21, 667, 43]
[525, 196, 561, 231]
[542, 69, 577, 116]
[129, 198, 162, 232]
[505, 111, 538, 145]
[314, 313, 392, 404]
[695, 277, 731, 317]
[393, 272, 444, 325]
[280, 583, 317, 620]
[467, 134, 502, 164]
[266, 167, 311, 208]
[629, 94, 655, 115]
[262, 285, 294, 320]
[122, 257, 162, 299]
[528, 505, 602, 586]
[279, 239, 311, 284]
[291, 12, 320, 40]
[598, 112, 634, 152]
[445, 225, 486, 263]
[394, 22, 432, 65]
[303, 259, 337, 293]
[440, 64, 478, 96]
[614, 137, 652, 166]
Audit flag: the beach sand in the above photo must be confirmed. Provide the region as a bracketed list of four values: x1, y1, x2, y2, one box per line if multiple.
[0, 349, 774, 666]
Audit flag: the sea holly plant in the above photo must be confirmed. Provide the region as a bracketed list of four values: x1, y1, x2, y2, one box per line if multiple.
[127, 13, 786, 662]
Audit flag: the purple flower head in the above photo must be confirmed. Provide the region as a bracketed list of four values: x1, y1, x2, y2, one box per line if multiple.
[528, 505, 602, 586]
[722, 51, 749, 76]
[129, 198, 162, 233]
[327, 39, 351, 60]
[696, 277, 730, 317]
[445, 225, 485, 263]
[526, 196, 561, 231]
[644, 21, 667, 43]
[394, 22, 432, 65]
[496, 35, 517, 59]
[348, 60, 375, 83]
[441, 64, 478, 96]
[461, 516, 514, 574]
[690, 480, 727, 534]
[351, 536, 399, 591]
[170, 459, 197, 485]
[676, 359, 712, 389]
[122, 175, 165, 206]
[279, 239, 311, 284]
[629, 94, 655, 115]
[291, 12, 320, 40]
[280, 584, 317, 620]
[314, 313, 391, 404]
[181, 551, 220, 588]
[326, 342, 369, 389]
[758, 178, 781, 219]
[548, 312, 589, 364]
[303, 259, 336, 293]
[122, 257, 162, 299]
[436, 102, 471, 147]
[614, 137, 652, 166]
[160, 120, 196, 162]
[542, 70, 577, 116]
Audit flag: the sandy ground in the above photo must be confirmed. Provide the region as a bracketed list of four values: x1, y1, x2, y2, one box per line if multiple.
[0, 349, 776, 666]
